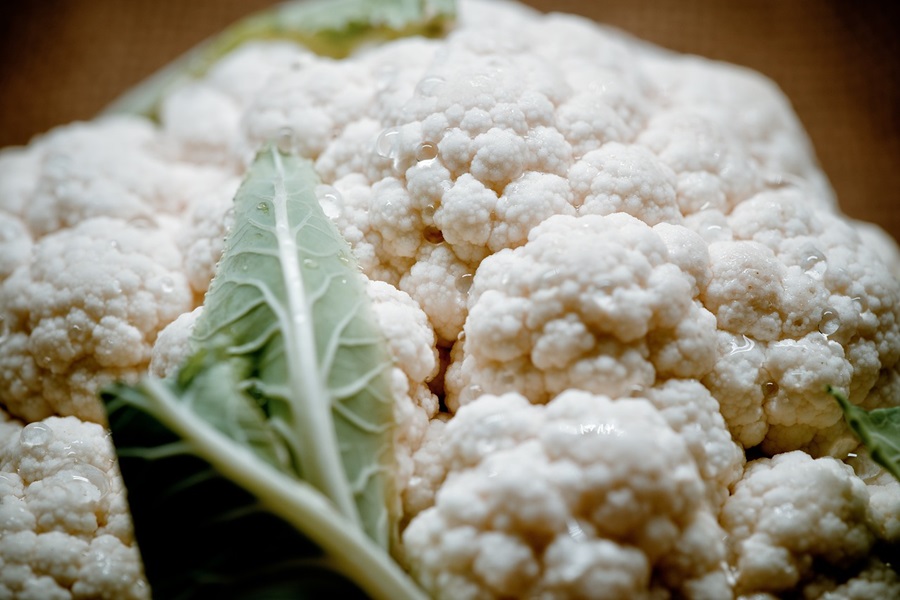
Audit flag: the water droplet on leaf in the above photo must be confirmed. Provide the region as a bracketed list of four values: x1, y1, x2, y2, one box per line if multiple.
[276, 127, 296, 153]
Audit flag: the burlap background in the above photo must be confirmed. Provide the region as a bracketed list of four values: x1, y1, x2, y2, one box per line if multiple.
[1, 0, 898, 241]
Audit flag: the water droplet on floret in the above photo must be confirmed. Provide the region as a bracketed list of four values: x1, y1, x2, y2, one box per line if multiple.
[727, 335, 756, 356]
[20, 422, 52, 448]
[455, 273, 474, 294]
[415, 142, 439, 163]
[424, 227, 444, 244]
[76, 464, 110, 498]
[416, 76, 446, 96]
[800, 245, 827, 279]
[276, 127, 296, 153]
[375, 127, 400, 159]
[762, 381, 779, 396]
[818, 308, 841, 336]
[257, 202, 270, 214]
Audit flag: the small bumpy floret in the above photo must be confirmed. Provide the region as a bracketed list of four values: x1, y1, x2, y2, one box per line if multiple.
[721, 451, 875, 596]
[402, 390, 732, 600]
[0, 218, 194, 422]
[0, 407, 149, 599]
[446, 212, 717, 410]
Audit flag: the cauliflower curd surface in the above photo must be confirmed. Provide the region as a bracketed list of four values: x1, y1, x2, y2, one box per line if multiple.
[1, 0, 899, 598]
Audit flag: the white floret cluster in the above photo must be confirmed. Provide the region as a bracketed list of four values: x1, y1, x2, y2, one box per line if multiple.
[1, 0, 899, 597]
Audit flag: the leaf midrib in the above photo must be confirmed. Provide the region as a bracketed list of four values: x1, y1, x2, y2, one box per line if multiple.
[270, 148, 360, 526]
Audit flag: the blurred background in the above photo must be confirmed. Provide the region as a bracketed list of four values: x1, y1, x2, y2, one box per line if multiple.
[1, 0, 898, 241]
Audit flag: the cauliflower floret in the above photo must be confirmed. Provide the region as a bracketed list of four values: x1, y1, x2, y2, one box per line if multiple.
[365, 280, 441, 517]
[801, 558, 900, 600]
[0, 211, 31, 282]
[446, 212, 717, 409]
[0, 407, 149, 599]
[175, 176, 240, 296]
[721, 451, 875, 597]
[6, 117, 227, 239]
[643, 379, 744, 509]
[0, 217, 193, 422]
[148, 307, 203, 379]
[701, 188, 900, 453]
[2, 0, 900, 596]
[402, 390, 731, 600]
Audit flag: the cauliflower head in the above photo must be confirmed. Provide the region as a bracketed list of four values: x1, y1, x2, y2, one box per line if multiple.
[2, 0, 900, 598]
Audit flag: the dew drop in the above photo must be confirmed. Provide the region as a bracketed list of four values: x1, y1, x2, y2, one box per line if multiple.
[424, 227, 444, 244]
[317, 185, 343, 219]
[457, 330, 466, 343]
[77, 464, 110, 498]
[566, 518, 587, 542]
[276, 127, 296, 153]
[257, 202, 270, 214]
[416, 76, 446, 96]
[375, 127, 400, 159]
[415, 142, 439, 162]
[800, 245, 827, 280]
[109, 239, 120, 251]
[818, 309, 841, 337]
[160, 277, 175, 294]
[801, 247, 826, 271]
[422, 204, 436, 220]
[727, 335, 755, 356]
[303, 258, 319, 269]
[455, 273, 474, 294]
[852, 295, 869, 313]
[762, 381, 779, 396]
[466, 384, 484, 399]
[20, 422, 53, 448]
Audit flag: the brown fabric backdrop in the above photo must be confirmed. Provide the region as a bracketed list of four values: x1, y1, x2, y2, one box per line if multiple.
[1, 1, 898, 241]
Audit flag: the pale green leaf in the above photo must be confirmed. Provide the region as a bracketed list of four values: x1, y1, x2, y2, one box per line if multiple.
[831, 386, 900, 483]
[103, 0, 456, 118]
